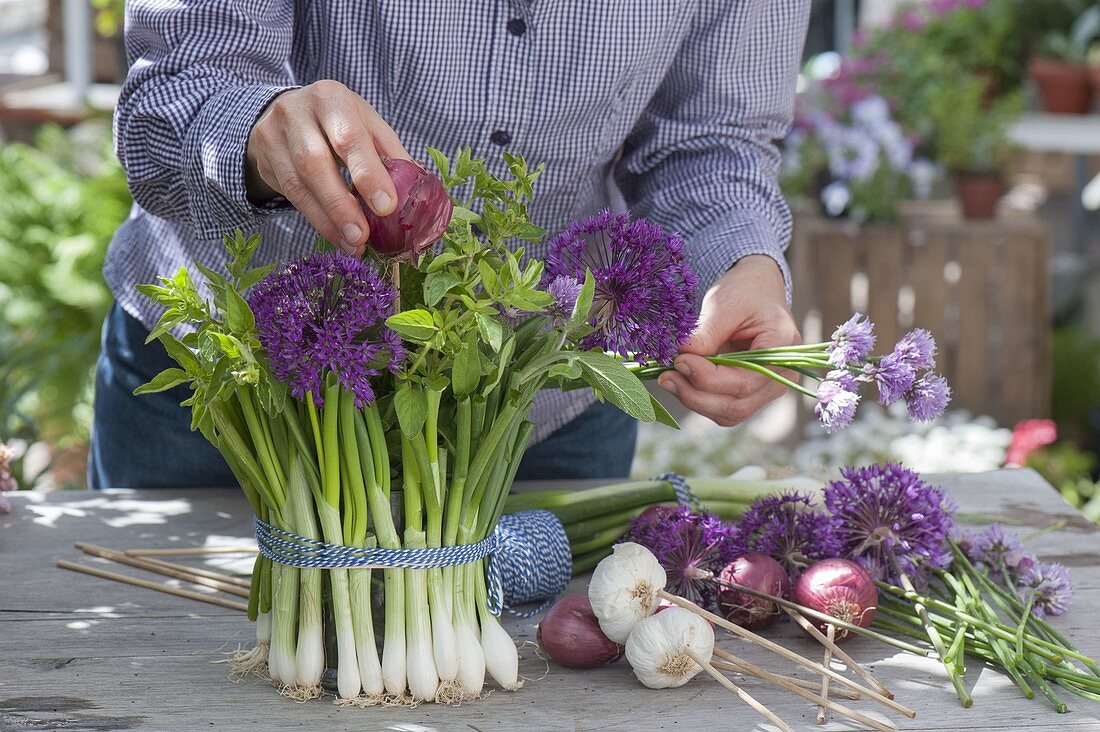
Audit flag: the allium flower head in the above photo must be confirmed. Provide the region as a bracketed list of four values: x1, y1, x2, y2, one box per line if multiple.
[828, 313, 876, 366]
[248, 252, 403, 407]
[1017, 562, 1073, 618]
[815, 377, 860, 433]
[623, 505, 740, 608]
[864, 350, 916, 405]
[544, 209, 699, 364]
[973, 524, 1024, 570]
[734, 492, 843, 578]
[905, 373, 951, 421]
[823, 463, 956, 585]
[894, 329, 936, 371]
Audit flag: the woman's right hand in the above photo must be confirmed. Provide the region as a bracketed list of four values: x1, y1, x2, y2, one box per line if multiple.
[245, 80, 410, 256]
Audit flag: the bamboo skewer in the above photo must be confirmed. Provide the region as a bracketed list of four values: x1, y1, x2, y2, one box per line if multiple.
[137, 556, 252, 589]
[819, 624, 836, 724]
[783, 608, 894, 699]
[125, 546, 257, 557]
[74, 543, 251, 599]
[57, 560, 249, 612]
[711, 651, 899, 732]
[711, 651, 861, 700]
[688, 650, 794, 732]
[658, 590, 916, 719]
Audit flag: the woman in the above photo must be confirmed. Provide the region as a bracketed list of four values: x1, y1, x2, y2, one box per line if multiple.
[90, 1, 808, 489]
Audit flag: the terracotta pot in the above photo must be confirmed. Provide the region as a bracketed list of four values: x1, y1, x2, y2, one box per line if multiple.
[954, 171, 1004, 220]
[1029, 58, 1092, 114]
[1088, 66, 1100, 109]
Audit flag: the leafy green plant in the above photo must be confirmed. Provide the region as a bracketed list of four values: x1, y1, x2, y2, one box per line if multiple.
[0, 123, 131, 455]
[923, 77, 1023, 173]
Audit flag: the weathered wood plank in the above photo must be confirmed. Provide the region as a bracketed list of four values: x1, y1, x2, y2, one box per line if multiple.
[3, 475, 1099, 731]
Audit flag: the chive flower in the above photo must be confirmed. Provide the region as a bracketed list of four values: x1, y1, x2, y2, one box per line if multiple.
[823, 463, 955, 585]
[544, 209, 699, 364]
[248, 252, 404, 407]
[864, 351, 915, 405]
[973, 524, 1025, 570]
[733, 492, 842, 578]
[815, 372, 860, 433]
[1017, 562, 1073, 618]
[828, 313, 876, 366]
[904, 373, 951, 421]
[894, 328, 936, 370]
[546, 275, 582, 319]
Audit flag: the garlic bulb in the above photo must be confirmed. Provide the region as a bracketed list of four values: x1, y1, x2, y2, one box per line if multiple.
[588, 542, 666, 644]
[625, 606, 714, 689]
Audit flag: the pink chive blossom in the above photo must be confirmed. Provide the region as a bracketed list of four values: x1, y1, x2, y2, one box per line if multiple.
[828, 313, 876, 366]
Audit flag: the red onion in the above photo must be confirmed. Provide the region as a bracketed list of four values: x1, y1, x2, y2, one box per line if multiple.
[717, 553, 790, 630]
[537, 595, 624, 669]
[792, 558, 878, 641]
[356, 158, 453, 261]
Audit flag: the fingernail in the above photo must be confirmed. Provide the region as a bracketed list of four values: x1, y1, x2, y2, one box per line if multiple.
[674, 361, 692, 378]
[342, 223, 362, 244]
[371, 191, 393, 214]
[659, 376, 677, 394]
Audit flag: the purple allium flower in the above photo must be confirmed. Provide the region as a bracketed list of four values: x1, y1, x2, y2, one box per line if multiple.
[733, 492, 843, 579]
[544, 209, 699, 364]
[815, 378, 860, 433]
[248, 252, 404, 408]
[546, 275, 582, 319]
[973, 524, 1025, 570]
[894, 329, 937, 371]
[905, 373, 951, 421]
[828, 313, 876, 366]
[623, 505, 740, 608]
[953, 529, 981, 563]
[864, 351, 916, 405]
[1017, 562, 1074, 618]
[823, 463, 956, 586]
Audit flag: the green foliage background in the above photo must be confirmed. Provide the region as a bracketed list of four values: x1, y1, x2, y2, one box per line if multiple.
[0, 123, 131, 456]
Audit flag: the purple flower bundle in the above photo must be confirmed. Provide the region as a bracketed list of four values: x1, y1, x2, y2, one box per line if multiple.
[544, 209, 699, 364]
[248, 252, 404, 407]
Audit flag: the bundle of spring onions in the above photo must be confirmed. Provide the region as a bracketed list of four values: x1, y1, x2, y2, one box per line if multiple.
[135, 150, 702, 704]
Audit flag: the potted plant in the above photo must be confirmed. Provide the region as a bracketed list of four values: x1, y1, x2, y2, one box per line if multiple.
[1029, 29, 1092, 113]
[924, 77, 1023, 219]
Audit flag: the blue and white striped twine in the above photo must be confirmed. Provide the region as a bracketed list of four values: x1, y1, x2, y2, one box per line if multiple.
[255, 509, 572, 618]
[254, 474, 697, 618]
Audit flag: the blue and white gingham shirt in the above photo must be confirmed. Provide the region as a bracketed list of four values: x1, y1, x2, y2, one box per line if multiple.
[108, 0, 809, 443]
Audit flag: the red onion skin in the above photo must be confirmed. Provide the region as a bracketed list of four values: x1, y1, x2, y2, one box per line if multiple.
[537, 595, 624, 669]
[717, 553, 791, 631]
[792, 558, 878, 641]
[356, 158, 453, 261]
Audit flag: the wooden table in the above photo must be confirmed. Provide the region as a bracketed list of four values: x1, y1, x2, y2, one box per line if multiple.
[3, 470, 1099, 731]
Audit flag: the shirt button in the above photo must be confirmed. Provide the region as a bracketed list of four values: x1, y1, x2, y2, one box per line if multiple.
[507, 18, 526, 36]
[490, 130, 512, 146]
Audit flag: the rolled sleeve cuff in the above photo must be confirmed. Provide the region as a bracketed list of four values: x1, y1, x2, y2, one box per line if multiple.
[184, 83, 299, 240]
[688, 211, 792, 306]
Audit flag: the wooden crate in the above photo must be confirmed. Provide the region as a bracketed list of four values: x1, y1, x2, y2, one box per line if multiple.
[788, 204, 1052, 426]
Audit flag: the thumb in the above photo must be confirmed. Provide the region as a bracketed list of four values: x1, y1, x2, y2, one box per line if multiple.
[680, 305, 728, 357]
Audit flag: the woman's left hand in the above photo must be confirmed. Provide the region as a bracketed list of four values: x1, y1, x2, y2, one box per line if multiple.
[657, 254, 801, 427]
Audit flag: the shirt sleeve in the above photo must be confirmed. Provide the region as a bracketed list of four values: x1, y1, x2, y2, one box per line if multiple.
[613, 0, 810, 302]
[114, 0, 300, 239]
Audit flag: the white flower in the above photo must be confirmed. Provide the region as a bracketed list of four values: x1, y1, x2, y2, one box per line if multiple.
[588, 543, 666, 644]
[625, 607, 715, 689]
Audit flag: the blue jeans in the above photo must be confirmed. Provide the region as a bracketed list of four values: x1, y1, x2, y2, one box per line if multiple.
[89, 303, 637, 489]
